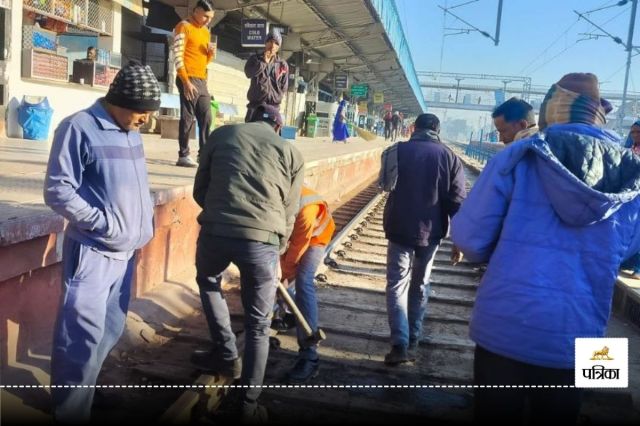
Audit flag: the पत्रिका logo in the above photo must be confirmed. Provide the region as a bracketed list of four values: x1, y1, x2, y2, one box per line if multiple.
[583, 346, 618, 380]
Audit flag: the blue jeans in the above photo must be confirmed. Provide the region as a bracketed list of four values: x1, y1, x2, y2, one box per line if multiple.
[195, 234, 279, 406]
[385, 241, 438, 348]
[51, 236, 135, 423]
[272, 246, 324, 360]
[294, 245, 325, 360]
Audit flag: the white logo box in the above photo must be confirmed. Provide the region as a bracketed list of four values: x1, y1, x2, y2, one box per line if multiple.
[575, 338, 628, 388]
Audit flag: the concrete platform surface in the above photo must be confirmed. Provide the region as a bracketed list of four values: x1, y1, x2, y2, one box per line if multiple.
[0, 133, 388, 246]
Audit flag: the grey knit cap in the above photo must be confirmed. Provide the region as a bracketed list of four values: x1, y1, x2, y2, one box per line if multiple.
[106, 60, 161, 112]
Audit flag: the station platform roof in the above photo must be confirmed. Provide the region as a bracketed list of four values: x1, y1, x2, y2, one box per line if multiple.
[157, 0, 426, 115]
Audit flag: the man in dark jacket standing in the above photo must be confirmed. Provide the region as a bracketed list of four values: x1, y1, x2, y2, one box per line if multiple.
[244, 29, 289, 122]
[381, 113, 466, 365]
[191, 104, 304, 421]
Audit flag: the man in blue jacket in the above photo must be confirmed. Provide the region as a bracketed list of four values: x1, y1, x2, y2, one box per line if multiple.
[451, 73, 640, 423]
[381, 113, 466, 365]
[44, 61, 161, 423]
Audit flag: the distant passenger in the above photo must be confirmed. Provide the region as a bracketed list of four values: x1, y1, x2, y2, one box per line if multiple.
[332, 99, 349, 143]
[491, 97, 537, 145]
[391, 111, 401, 142]
[383, 110, 392, 141]
[452, 73, 640, 424]
[379, 113, 466, 365]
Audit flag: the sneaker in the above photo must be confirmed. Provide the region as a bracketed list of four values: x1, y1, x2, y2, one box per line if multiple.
[190, 349, 242, 379]
[384, 345, 409, 366]
[287, 358, 319, 384]
[176, 156, 198, 168]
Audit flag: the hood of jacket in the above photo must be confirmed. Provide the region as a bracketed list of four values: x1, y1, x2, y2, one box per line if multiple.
[500, 123, 640, 226]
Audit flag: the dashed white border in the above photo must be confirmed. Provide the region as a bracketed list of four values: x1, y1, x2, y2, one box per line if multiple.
[0, 384, 576, 389]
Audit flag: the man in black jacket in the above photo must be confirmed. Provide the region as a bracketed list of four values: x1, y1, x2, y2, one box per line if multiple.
[244, 29, 289, 122]
[191, 104, 304, 421]
[381, 113, 466, 365]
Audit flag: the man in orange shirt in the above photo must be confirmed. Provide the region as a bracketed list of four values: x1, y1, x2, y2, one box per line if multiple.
[280, 186, 335, 384]
[173, 0, 216, 168]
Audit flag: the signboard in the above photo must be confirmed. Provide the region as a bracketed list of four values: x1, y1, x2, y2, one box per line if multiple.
[241, 19, 268, 47]
[334, 73, 348, 90]
[383, 102, 393, 111]
[358, 101, 368, 113]
[350, 84, 368, 98]
[373, 92, 384, 104]
[270, 24, 290, 36]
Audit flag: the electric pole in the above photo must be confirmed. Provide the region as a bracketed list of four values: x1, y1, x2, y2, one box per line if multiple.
[619, 0, 638, 132]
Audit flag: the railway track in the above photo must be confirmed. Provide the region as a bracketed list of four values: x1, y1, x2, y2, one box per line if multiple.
[92, 158, 639, 424]
[251, 166, 482, 423]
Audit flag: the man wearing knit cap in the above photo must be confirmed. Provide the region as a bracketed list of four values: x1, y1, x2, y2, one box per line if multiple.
[244, 28, 289, 122]
[451, 72, 640, 423]
[192, 103, 303, 421]
[44, 60, 161, 423]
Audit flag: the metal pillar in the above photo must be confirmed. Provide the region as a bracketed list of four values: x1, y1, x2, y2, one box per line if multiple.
[494, 0, 503, 46]
[455, 77, 463, 103]
[619, 0, 638, 132]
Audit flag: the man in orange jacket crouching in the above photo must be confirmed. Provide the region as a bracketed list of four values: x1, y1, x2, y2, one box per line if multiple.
[280, 186, 335, 384]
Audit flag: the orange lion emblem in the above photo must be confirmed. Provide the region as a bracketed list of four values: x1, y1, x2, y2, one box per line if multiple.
[590, 346, 613, 360]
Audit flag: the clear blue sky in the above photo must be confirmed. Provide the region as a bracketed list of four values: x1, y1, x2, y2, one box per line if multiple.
[395, 0, 638, 92]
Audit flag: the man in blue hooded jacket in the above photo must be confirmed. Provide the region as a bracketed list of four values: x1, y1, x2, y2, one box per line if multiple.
[451, 73, 640, 423]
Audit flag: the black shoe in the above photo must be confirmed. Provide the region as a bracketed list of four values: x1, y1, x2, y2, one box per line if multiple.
[270, 313, 296, 332]
[190, 349, 242, 379]
[92, 389, 123, 409]
[287, 358, 319, 384]
[384, 345, 409, 366]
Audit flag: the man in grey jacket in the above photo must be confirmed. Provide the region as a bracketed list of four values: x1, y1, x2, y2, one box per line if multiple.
[43, 60, 161, 423]
[192, 104, 304, 421]
[244, 29, 289, 122]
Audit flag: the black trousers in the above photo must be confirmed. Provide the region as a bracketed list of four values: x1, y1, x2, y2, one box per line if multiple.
[176, 77, 212, 158]
[474, 345, 582, 424]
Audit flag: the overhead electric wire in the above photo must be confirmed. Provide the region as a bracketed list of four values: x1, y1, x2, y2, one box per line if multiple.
[519, 19, 580, 74]
[521, 1, 630, 76]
